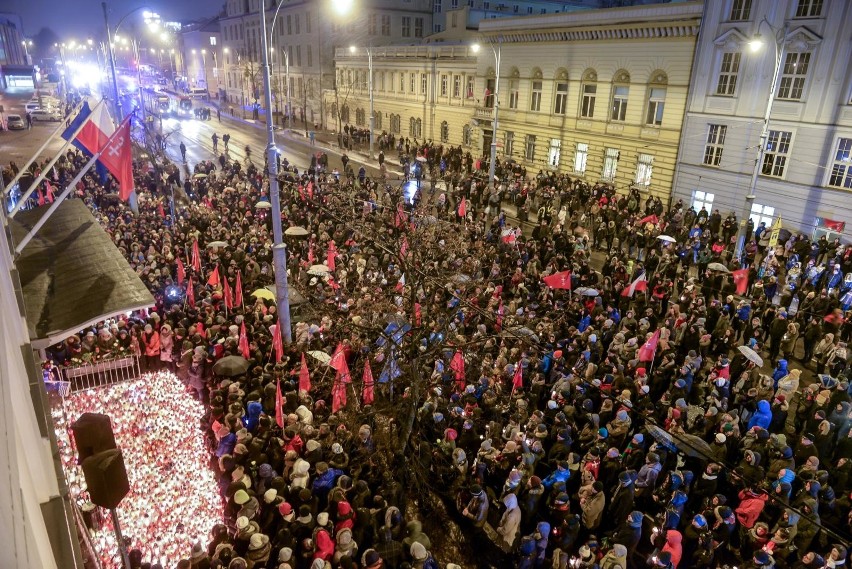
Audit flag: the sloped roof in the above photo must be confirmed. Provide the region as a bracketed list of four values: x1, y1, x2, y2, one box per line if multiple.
[9, 200, 154, 348]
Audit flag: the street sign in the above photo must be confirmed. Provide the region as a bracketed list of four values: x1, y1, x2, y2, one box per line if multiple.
[767, 217, 782, 247]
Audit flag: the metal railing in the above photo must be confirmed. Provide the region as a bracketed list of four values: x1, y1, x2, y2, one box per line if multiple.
[57, 355, 142, 393]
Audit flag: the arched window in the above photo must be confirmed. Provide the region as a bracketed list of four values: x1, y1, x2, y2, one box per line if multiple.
[645, 70, 668, 126]
[462, 124, 471, 146]
[529, 67, 543, 112]
[553, 68, 569, 115]
[610, 69, 630, 122]
[390, 114, 400, 134]
[440, 121, 449, 143]
[374, 111, 382, 130]
[341, 104, 350, 123]
[410, 117, 422, 138]
[580, 68, 597, 118]
[355, 108, 365, 126]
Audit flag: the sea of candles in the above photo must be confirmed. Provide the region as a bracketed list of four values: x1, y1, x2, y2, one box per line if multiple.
[52, 371, 223, 568]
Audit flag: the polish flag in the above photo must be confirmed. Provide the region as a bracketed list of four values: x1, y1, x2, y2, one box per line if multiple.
[272, 320, 284, 363]
[191, 240, 202, 272]
[621, 272, 648, 297]
[450, 350, 465, 391]
[512, 361, 524, 392]
[72, 102, 115, 156]
[223, 276, 234, 309]
[395, 273, 406, 292]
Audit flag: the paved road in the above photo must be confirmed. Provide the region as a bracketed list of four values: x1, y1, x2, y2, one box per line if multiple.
[0, 90, 67, 167]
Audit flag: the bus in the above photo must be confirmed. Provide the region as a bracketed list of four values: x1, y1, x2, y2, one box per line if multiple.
[156, 95, 169, 113]
[177, 96, 193, 118]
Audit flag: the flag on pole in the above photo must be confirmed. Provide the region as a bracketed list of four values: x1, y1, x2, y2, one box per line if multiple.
[272, 320, 284, 363]
[234, 271, 244, 308]
[326, 241, 337, 271]
[732, 268, 749, 295]
[512, 361, 524, 392]
[414, 302, 422, 327]
[395, 273, 406, 292]
[638, 329, 661, 362]
[395, 202, 406, 228]
[379, 350, 402, 384]
[329, 343, 348, 373]
[45, 181, 55, 203]
[621, 272, 648, 297]
[542, 270, 572, 290]
[638, 213, 659, 225]
[457, 198, 466, 218]
[191, 240, 201, 272]
[298, 353, 311, 394]
[97, 115, 135, 201]
[450, 349, 465, 391]
[332, 378, 347, 413]
[239, 322, 250, 359]
[207, 265, 220, 287]
[176, 256, 186, 285]
[362, 360, 375, 406]
[186, 276, 195, 308]
[223, 276, 234, 310]
[62, 101, 114, 155]
[275, 379, 284, 428]
[400, 236, 409, 258]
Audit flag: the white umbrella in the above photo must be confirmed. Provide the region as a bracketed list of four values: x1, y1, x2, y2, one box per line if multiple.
[307, 350, 331, 364]
[738, 345, 764, 367]
[285, 226, 310, 237]
[308, 264, 331, 276]
[657, 235, 677, 243]
[206, 241, 228, 249]
[415, 156, 427, 163]
[255, 201, 273, 209]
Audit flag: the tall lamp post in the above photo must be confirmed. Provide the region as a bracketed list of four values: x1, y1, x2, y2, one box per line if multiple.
[734, 19, 789, 261]
[472, 37, 502, 189]
[349, 46, 374, 159]
[102, 3, 159, 119]
[260, 0, 292, 344]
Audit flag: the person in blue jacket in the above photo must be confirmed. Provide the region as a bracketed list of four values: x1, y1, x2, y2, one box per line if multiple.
[542, 460, 571, 489]
[748, 400, 773, 431]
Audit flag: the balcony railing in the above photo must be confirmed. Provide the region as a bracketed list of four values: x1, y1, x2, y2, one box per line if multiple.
[474, 106, 494, 121]
[53, 355, 143, 394]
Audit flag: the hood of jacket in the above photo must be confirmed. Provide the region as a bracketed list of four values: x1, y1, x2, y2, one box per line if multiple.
[503, 493, 519, 510]
[757, 399, 771, 414]
[665, 530, 683, 546]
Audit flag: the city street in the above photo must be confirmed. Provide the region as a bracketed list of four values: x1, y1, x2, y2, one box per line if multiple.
[0, 89, 67, 166]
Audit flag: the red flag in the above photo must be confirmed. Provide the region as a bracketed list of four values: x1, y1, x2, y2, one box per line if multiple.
[332, 378, 347, 413]
[732, 268, 749, 295]
[395, 273, 406, 292]
[191, 240, 201, 272]
[400, 236, 409, 258]
[298, 353, 311, 393]
[157, 202, 165, 219]
[512, 361, 523, 392]
[298, 184, 306, 201]
[98, 116, 135, 201]
[37, 189, 45, 206]
[414, 302, 422, 327]
[450, 350, 465, 391]
[621, 272, 648, 297]
[326, 242, 337, 271]
[234, 271, 244, 308]
[307, 244, 315, 265]
[329, 343, 348, 372]
[239, 322, 250, 359]
[186, 276, 195, 308]
[362, 360, 375, 406]
[307, 181, 314, 199]
[638, 213, 658, 225]
[46, 181, 55, 203]
[176, 256, 186, 285]
[223, 276, 234, 309]
[457, 198, 466, 218]
[207, 265, 220, 287]
[502, 233, 517, 244]
[543, 270, 572, 290]
[272, 320, 284, 363]
[395, 202, 406, 228]
[638, 329, 661, 362]
[275, 379, 284, 428]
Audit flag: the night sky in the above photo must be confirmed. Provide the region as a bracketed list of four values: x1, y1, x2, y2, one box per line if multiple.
[11, 0, 220, 38]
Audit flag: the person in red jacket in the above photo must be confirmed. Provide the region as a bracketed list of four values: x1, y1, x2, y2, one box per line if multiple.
[661, 529, 683, 568]
[142, 324, 160, 372]
[735, 486, 768, 558]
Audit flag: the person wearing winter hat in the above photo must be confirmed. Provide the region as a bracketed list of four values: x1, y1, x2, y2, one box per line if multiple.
[246, 533, 271, 568]
[361, 549, 383, 569]
[409, 541, 430, 564]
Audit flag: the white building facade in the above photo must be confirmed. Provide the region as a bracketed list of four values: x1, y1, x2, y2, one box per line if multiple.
[672, 0, 852, 242]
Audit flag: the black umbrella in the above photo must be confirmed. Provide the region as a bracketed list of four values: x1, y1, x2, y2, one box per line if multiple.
[212, 355, 250, 377]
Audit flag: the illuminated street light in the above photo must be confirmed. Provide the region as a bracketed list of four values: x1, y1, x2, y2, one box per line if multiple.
[749, 34, 764, 52]
[334, 0, 355, 16]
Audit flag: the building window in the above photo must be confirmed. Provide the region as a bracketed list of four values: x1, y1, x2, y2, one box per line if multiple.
[761, 130, 792, 178]
[646, 87, 666, 126]
[716, 52, 741, 96]
[434, 0, 442, 12]
[508, 79, 519, 109]
[402, 16, 411, 37]
[341, 105, 350, 123]
[693, 190, 715, 212]
[453, 75, 461, 98]
[410, 73, 416, 93]
[750, 203, 775, 228]
[210, 36, 217, 46]
[581, 84, 597, 118]
[399, 73, 405, 92]
[530, 81, 543, 112]
[462, 124, 471, 146]
[451, 12, 457, 27]
[554, 82, 568, 115]
[777, 52, 810, 100]
[729, 0, 752, 20]
[611, 86, 629, 121]
[295, 14, 300, 33]
[378, 71, 385, 91]
[296, 45, 302, 67]
[440, 74, 448, 96]
[703, 124, 728, 166]
[374, 111, 382, 129]
[410, 117, 422, 138]
[381, 15, 391, 36]
[421, 73, 427, 94]
[574, 143, 588, 174]
[287, 15, 292, 34]
[390, 114, 401, 134]
[434, 24, 442, 33]
[452, 0, 458, 6]
[467, 76, 474, 98]
[440, 121, 449, 142]
[306, 11, 312, 33]
[415, 18, 424, 37]
[635, 153, 654, 186]
[505, 131, 514, 156]
[525, 135, 536, 161]
[548, 139, 561, 167]
[602, 148, 619, 181]
[795, 0, 823, 17]
[356, 108, 365, 127]
[307, 45, 313, 67]
[827, 137, 852, 189]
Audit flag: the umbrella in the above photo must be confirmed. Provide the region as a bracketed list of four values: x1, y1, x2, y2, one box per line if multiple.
[451, 273, 471, 284]
[415, 156, 427, 162]
[657, 235, 676, 243]
[648, 425, 715, 459]
[307, 350, 331, 365]
[206, 241, 228, 249]
[251, 288, 276, 301]
[502, 327, 540, 343]
[223, 186, 237, 192]
[255, 201, 273, 209]
[737, 345, 764, 367]
[212, 355, 249, 377]
[192, 173, 208, 179]
[259, 285, 308, 306]
[285, 226, 310, 237]
[308, 264, 331, 276]
[574, 287, 599, 297]
[708, 262, 730, 273]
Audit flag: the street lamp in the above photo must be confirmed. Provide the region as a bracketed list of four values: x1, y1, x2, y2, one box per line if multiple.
[472, 37, 502, 189]
[260, 0, 292, 344]
[101, 3, 158, 119]
[21, 40, 32, 65]
[201, 49, 207, 90]
[349, 46, 375, 159]
[734, 18, 790, 261]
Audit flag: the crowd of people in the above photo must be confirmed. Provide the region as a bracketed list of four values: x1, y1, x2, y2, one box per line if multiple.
[20, 124, 852, 569]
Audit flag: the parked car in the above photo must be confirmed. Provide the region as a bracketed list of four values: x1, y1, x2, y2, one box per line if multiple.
[188, 87, 208, 99]
[6, 114, 26, 130]
[30, 109, 62, 122]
